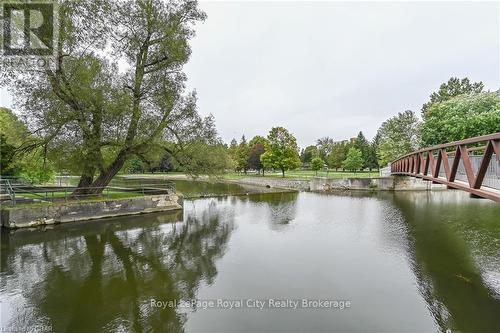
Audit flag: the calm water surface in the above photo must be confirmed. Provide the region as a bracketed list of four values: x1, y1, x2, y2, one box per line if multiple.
[110, 177, 281, 198]
[1, 184, 499, 333]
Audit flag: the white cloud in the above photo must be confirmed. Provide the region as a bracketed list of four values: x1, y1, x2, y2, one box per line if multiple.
[185, 1, 499, 146]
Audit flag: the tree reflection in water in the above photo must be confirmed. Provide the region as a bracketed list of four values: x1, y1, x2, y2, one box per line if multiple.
[246, 192, 299, 228]
[1, 201, 234, 333]
[5, 190, 499, 333]
[392, 191, 500, 333]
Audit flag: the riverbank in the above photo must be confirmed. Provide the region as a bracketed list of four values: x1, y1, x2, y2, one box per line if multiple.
[114, 170, 380, 182]
[310, 176, 448, 192]
[229, 175, 448, 192]
[119, 174, 448, 192]
[1, 193, 183, 229]
[224, 177, 310, 190]
[6, 173, 450, 229]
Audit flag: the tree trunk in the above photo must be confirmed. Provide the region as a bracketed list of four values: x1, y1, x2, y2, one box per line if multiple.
[72, 136, 103, 196]
[73, 164, 96, 197]
[72, 152, 128, 196]
[282, 169, 285, 178]
[76, 172, 93, 188]
[89, 153, 128, 193]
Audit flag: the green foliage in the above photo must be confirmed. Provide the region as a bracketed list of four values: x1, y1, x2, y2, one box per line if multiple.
[422, 77, 484, 115]
[376, 110, 420, 167]
[0, 134, 17, 175]
[248, 136, 267, 173]
[226, 155, 237, 172]
[163, 114, 230, 177]
[420, 92, 500, 146]
[310, 157, 325, 175]
[153, 154, 175, 173]
[226, 135, 252, 173]
[0, 0, 207, 193]
[248, 135, 268, 147]
[327, 142, 346, 170]
[260, 127, 301, 177]
[248, 143, 265, 171]
[301, 145, 319, 163]
[175, 142, 232, 177]
[236, 135, 250, 172]
[354, 131, 370, 168]
[124, 157, 146, 174]
[0, 108, 57, 180]
[228, 138, 239, 172]
[260, 151, 274, 170]
[366, 140, 379, 171]
[0, 108, 29, 146]
[17, 152, 55, 184]
[316, 137, 334, 160]
[342, 147, 363, 172]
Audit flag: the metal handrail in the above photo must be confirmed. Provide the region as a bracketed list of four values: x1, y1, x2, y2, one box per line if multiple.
[393, 133, 500, 161]
[2, 179, 16, 205]
[390, 132, 500, 202]
[0, 181, 176, 207]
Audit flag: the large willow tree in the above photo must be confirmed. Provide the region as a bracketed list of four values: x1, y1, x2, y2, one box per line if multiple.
[1, 0, 207, 194]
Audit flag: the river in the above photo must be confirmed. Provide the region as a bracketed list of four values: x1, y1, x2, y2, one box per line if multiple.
[1, 182, 499, 332]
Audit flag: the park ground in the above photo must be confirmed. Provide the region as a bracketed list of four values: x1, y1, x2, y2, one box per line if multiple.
[5, 170, 380, 207]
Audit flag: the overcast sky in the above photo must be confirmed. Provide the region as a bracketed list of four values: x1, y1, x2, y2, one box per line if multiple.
[1, 1, 498, 147]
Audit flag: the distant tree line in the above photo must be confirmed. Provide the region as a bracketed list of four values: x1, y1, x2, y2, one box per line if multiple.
[2, 76, 498, 181]
[228, 127, 377, 176]
[299, 77, 499, 171]
[300, 131, 379, 173]
[228, 127, 301, 177]
[376, 77, 499, 167]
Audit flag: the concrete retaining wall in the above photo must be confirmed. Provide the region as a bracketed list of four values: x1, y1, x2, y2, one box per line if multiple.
[379, 166, 391, 177]
[233, 177, 310, 190]
[1, 194, 183, 229]
[310, 176, 447, 192]
[232, 175, 447, 193]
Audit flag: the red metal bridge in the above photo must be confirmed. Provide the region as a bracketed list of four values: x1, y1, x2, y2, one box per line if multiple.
[391, 133, 500, 203]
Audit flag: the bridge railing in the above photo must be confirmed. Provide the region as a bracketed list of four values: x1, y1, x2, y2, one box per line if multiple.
[390, 132, 500, 202]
